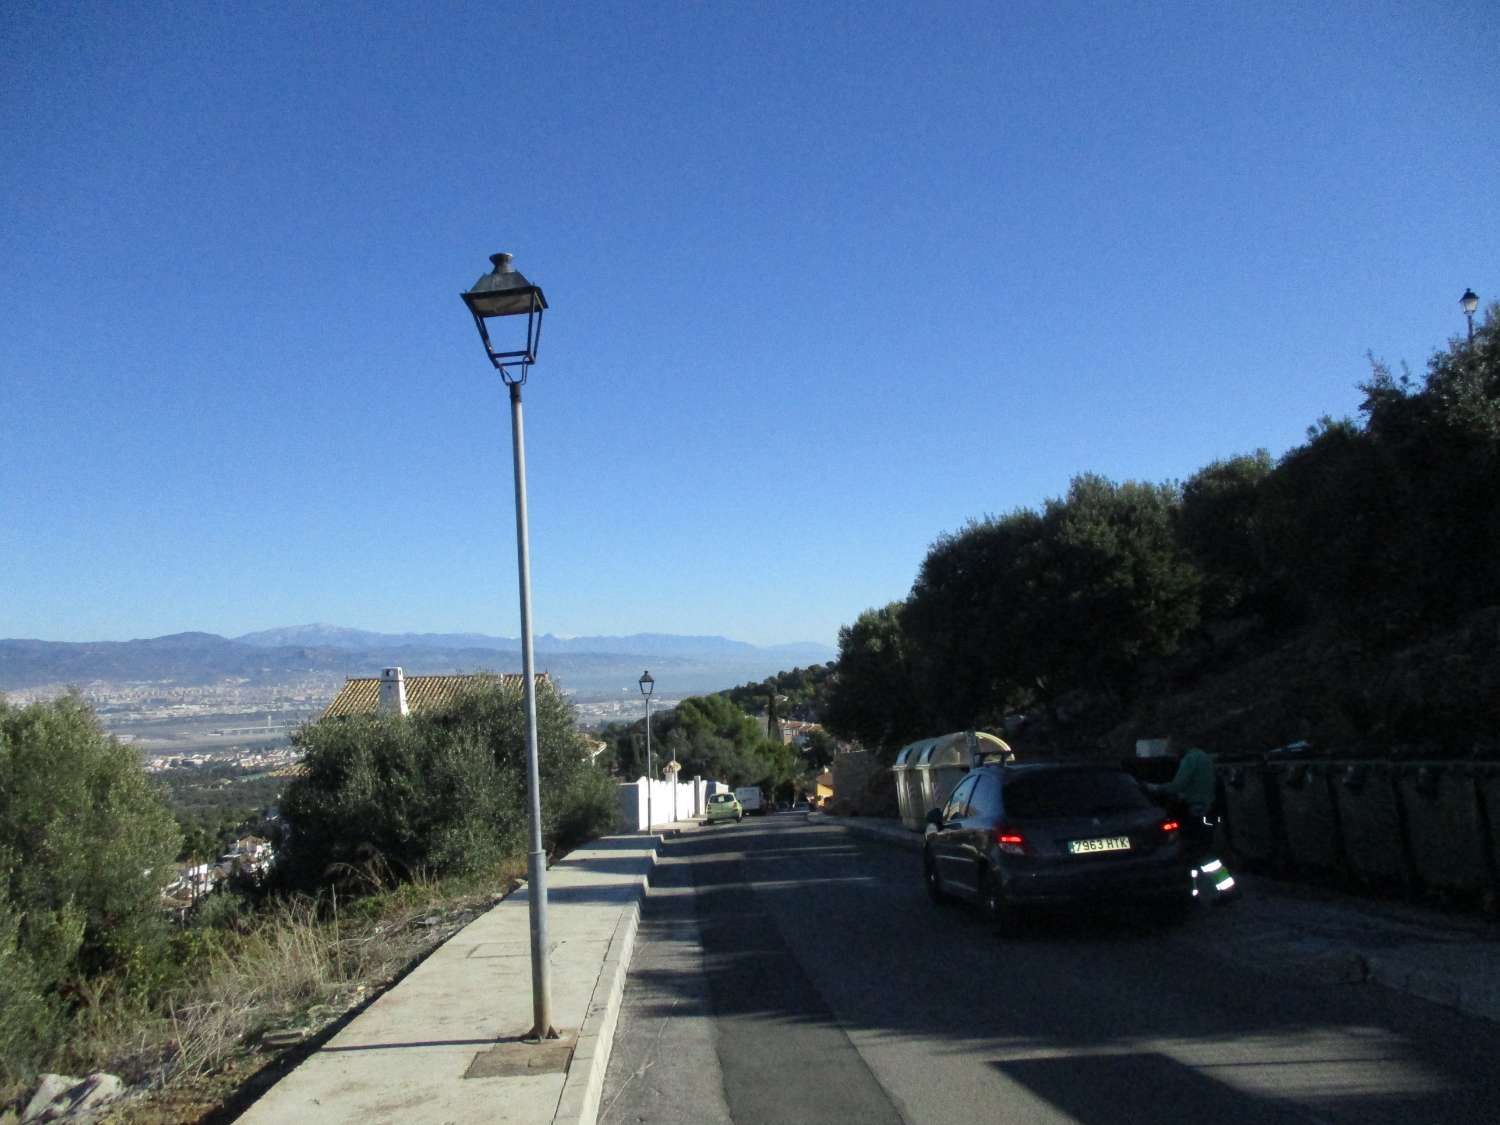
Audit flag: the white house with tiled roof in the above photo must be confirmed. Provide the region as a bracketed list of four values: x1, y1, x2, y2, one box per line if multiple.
[320, 667, 546, 720]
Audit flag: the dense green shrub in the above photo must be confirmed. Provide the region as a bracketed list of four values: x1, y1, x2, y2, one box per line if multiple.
[603, 690, 793, 791]
[550, 764, 619, 852]
[0, 696, 182, 980]
[1252, 312, 1500, 640]
[1257, 417, 1408, 631]
[1179, 451, 1275, 620]
[0, 695, 182, 1085]
[281, 678, 615, 888]
[823, 308, 1500, 759]
[1022, 475, 1201, 703]
[851, 475, 1200, 749]
[1351, 314, 1500, 627]
[0, 901, 62, 1086]
[904, 511, 1045, 732]
[822, 602, 928, 756]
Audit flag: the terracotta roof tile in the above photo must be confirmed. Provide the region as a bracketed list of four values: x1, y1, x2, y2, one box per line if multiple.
[319, 673, 545, 720]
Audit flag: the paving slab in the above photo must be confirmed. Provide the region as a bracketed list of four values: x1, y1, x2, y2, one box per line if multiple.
[237, 828, 682, 1125]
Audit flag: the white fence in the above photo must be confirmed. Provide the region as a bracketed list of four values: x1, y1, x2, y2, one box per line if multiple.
[616, 776, 727, 831]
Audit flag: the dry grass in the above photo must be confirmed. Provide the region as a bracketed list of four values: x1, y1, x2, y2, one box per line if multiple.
[23, 857, 528, 1124]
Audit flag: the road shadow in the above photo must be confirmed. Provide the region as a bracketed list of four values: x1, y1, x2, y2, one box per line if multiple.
[991, 1053, 1291, 1124]
[616, 818, 1500, 1123]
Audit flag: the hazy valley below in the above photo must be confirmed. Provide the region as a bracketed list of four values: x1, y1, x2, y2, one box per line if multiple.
[0, 624, 834, 760]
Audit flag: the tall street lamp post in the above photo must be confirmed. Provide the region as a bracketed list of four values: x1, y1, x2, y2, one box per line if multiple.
[461, 251, 555, 1041]
[639, 671, 654, 831]
[1461, 288, 1479, 344]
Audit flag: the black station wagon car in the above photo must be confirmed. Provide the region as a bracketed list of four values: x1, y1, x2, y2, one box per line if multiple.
[923, 762, 1190, 929]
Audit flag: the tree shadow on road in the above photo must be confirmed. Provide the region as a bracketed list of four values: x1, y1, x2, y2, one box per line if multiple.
[616, 819, 1498, 1124]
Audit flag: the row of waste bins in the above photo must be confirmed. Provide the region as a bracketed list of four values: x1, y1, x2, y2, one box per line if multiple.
[892, 731, 1013, 831]
[1219, 758, 1500, 901]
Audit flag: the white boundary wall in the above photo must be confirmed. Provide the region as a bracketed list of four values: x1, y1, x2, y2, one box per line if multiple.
[616, 776, 727, 831]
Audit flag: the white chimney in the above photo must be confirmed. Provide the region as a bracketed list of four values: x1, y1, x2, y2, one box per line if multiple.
[379, 667, 409, 717]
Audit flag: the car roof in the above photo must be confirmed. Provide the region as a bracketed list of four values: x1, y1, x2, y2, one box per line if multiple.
[977, 762, 1130, 778]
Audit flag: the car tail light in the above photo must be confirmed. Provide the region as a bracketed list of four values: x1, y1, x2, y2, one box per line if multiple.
[994, 826, 1027, 856]
[1160, 819, 1180, 835]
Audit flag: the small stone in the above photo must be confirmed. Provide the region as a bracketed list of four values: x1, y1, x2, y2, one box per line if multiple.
[68, 1074, 124, 1119]
[22, 1074, 77, 1123]
[21, 1073, 123, 1124]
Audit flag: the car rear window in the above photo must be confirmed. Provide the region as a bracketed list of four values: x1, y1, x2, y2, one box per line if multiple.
[710, 794, 732, 803]
[1002, 770, 1151, 818]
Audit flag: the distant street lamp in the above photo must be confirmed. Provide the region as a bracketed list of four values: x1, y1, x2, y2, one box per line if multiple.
[665, 758, 682, 822]
[1461, 288, 1479, 343]
[639, 670, 654, 831]
[461, 251, 554, 1041]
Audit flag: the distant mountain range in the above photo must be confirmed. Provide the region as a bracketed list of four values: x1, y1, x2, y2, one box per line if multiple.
[0, 626, 836, 696]
[234, 623, 831, 664]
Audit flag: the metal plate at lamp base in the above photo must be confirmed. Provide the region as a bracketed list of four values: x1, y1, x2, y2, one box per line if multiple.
[465, 1031, 577, 1079]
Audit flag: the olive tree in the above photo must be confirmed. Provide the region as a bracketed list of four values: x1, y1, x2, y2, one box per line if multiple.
[0, 694, 181, 1078]
[281, 677, 614, 888]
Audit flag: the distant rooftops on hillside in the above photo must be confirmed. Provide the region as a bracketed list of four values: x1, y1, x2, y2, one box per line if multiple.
[320, 667, 547, 720]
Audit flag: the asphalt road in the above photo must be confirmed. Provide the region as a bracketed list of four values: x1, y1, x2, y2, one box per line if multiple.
[599, 813, 1500, 1125]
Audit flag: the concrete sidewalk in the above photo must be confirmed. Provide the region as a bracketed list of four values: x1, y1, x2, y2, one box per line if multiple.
[825, 813, 1500, 1026]
[237, 825, 690, 1125]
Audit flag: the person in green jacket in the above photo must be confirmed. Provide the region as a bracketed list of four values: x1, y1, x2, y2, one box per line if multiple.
[1152, 747, 1238, 903]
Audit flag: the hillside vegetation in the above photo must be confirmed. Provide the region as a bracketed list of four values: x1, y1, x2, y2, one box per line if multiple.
[600, 691, 805, 799]
[0, 681, 616, 1112]
[822, 307, 1500, 762]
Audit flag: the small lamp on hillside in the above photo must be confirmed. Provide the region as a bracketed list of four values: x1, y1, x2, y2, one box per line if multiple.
[461, 251, 554, 1041]
[639, 671, 655, 832]
[1461, 288, 1479, 344]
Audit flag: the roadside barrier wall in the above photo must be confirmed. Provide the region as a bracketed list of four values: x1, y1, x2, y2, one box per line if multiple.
[1276, 763, 1346, 880]
[1218, 759, 1500, 903]
[1220, 764, 1284, 868]
[615, 776, 705, 831]
[1334, 762, 1411, 892]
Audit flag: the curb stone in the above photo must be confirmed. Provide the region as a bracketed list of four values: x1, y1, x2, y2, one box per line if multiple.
[552, 894, 646, 1124]
[550, 833, 661, 1125]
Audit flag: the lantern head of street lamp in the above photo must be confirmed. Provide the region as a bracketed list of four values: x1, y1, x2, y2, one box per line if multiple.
[638, 670, 654, 698]
[1461, 288, 1480, 316]
[462, 252, 548, 382]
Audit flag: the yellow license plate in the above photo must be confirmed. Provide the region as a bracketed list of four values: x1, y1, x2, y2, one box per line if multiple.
[1068, 836, 1131, 854]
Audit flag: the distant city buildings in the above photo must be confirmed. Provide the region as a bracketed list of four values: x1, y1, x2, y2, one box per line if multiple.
[160, 833, 278, 918]
[779, 719, 822, 746]
[144, 744, 303, 774]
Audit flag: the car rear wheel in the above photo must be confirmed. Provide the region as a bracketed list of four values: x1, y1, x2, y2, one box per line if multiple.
[978, 869, 1016, 934]
[923, 851, 948, 904]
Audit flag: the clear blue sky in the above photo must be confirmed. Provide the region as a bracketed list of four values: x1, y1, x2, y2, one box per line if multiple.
[3, 2, 1496, 649]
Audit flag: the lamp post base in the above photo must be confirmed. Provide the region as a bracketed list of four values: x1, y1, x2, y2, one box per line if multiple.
[525, 847, 557, 1041]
